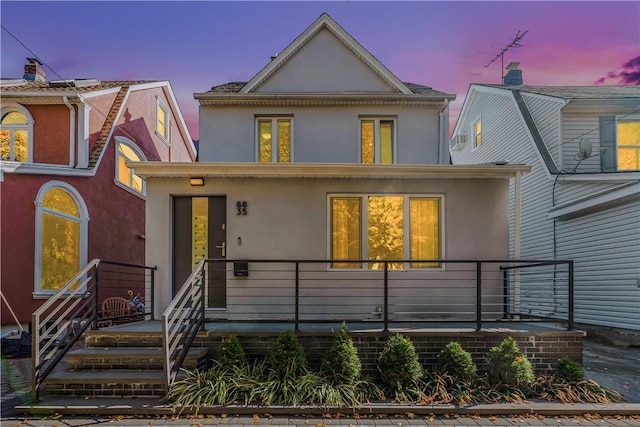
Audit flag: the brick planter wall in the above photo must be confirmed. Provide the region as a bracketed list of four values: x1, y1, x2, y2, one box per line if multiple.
[193, 329, 584, 375]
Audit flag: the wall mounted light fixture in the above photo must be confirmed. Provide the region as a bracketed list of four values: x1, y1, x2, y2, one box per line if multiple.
[190, 177, 205, 186]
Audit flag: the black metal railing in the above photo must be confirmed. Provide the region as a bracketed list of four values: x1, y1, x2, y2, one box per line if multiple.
[201, 258, 574, 332]
[31, 259, 156, 401]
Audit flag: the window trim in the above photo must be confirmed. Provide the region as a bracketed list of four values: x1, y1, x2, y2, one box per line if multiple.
[327, 193, 445, 271]
[255, 116, 294, 163]
[359, 117, 397, 164]
[1, 104, 34, 163]
[616, 118, 640, 171]
[156, 98, 170, 145]
[33, 180, 89, 296]
[472, 116, 482, 149]
[114, 136, 147, 197]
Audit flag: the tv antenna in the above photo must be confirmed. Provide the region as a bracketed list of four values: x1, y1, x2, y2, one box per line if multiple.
[484, 30, 528, 83]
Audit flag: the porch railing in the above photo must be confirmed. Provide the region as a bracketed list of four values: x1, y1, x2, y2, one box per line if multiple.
[31, 259, 156, 402]
[201, 258, 574, 331]
[162, 259, 206, 390]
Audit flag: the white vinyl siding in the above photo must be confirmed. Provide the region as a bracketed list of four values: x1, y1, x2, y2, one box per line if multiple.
[521, 93, 563, 168]
[562, 114, 607, 173]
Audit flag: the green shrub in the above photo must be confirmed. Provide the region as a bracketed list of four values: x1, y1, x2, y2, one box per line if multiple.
[265, 330, 307, 378]
[215, 335, 247, 369]
[485, 337, 534, 388]
[321, 322, 361, 385]
[377, 334, 423, 392]
[437, 341, 477, 381]
[555, 356, 585, 382]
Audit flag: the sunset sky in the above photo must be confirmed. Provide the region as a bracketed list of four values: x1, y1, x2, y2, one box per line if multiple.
[2, 1, 639, 140]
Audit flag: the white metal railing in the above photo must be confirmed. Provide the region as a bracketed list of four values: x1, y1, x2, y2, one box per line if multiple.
[162, 259, 206, 390]
[31, 259, 100, 401]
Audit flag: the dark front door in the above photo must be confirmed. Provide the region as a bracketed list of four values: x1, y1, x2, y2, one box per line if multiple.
[173, 196, 227, 308]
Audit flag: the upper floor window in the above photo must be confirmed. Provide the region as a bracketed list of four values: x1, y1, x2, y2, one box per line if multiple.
[473, 118, 482, 148]
[600, 116, 640, 171]
[35, 181, 88, 294]
[115, 137, 146, 195]
[0, 107, 33, 162]
[156, 100, 170, 142]
[361, 118, 395, 164]
[257, 117, 291, 163]
[330, 194, 442, 270]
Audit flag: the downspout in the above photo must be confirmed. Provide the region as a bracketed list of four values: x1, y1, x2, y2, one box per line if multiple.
[439, 99, 450, 164]
[63, 96, 75, 167]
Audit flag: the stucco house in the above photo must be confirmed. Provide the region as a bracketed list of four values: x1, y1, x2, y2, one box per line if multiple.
[449, 66, 640, 342]
[0, 58, 196, 326]
[133, 14, 537, 323]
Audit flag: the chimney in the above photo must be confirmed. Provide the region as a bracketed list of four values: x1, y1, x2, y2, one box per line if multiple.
[503, 62, 523, 86]
[23, 57, 46, 82]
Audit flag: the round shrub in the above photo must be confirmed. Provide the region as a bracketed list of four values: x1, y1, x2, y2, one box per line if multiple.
[216, 335, 247, 369]
[377, 334, 423, 391]
[556, 356, 585, 382]
[438, 341, 477, 381]
[485, 337, 534, 388]
[265, 330, 307, 378]
[321, 322, 361, 385]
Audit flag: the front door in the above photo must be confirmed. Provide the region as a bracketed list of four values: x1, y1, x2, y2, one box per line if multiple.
[173, 196, 227, 308]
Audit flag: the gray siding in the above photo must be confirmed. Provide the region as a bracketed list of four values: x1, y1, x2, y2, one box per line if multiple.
[556, 200, 640, 330]
[561, 114, 605, 173]
[521, 93, 563, 168]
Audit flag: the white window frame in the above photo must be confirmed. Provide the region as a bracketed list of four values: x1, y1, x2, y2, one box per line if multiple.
[255, 116, 294, 163]
[33, 180, 89, 297]
[156, 98, 170, 145]
[327, 193, 445, 271]
[616, 118, 640, 171]
[359, 117, 397, 164]
[0, 104, 34, 163]
[114, 136, 147, 197]
[472, 116, 482, 148]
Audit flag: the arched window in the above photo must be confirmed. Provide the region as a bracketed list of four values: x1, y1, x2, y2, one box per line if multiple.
[115, 137, 146, 195]
[35, 181, 89, 294]
[0, 105, 33, 163]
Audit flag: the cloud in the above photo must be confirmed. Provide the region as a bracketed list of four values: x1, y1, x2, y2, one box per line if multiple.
[595, 55, 640, 85]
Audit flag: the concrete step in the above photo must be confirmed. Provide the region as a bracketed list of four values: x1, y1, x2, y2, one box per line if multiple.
[84, 330, 164, 348]
[66, 347, 209, 371]
[44, 370, 167, 398]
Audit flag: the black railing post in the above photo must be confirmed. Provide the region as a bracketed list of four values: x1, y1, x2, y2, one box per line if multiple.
[476, 261, 482, 331]
[295, 262, 300, 332]
[92, 264, 100, 330]
[200, 261, 206, 331]
[568, 260, 574, 330]
[502, 267, 509, 319]
[150, 266, 156, 320]
[384, 262, 389, 332]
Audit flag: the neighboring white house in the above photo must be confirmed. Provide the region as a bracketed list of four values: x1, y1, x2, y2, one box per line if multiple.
[450, 67, 640, 340]
[135, 14, 532, 321]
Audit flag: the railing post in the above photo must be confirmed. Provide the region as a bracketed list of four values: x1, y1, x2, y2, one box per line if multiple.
[502, 267, 509, 319]
[150, 266, 156, 320]
[92, 264, 100, 330]
[384, 262, 389, 332]
[295, 262, 300, 332]
[200, 261, 206, 331]
[31, 312, 39, 403]
[568, 260, 574, 330]
[476, 261, 482, 331]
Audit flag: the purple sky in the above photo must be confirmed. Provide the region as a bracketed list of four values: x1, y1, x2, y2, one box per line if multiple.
[2, 1, 639, 140]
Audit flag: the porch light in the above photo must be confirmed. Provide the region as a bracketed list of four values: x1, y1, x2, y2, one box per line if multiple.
[190, 177, 205, 186]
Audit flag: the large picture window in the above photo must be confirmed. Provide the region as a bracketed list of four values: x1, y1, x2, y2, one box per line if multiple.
[257, 118, 292, 162]
[361, 118, 394, 164]
[35, 182, 89, 294]
[0, 106, 33, 163]
[329, 194, 442, 269]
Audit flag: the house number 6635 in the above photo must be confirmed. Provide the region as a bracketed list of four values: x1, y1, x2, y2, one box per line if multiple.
[236, 201, 248, 215]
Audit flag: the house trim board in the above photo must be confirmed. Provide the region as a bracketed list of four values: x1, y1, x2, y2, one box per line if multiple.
[548, 181, 640, 219]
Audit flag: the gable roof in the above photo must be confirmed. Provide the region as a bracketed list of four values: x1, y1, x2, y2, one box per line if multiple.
[476, 84, 640, 100]
[240, 13, 412, 95]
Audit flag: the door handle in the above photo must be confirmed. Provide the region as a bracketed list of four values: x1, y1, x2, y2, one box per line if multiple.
[215, 241, 226, 257]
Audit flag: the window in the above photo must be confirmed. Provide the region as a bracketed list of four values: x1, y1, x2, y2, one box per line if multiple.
[257, 118, 291, 162]
[361, 119, 394, 164]
[35, 181, 88, 294]
[115, 137, 146, 195]
[330, 195, 442, 269]
[156, 100, 169, 142]
[473, 118, 482, 148]
[0, 106, 33, 162]
[600, 116, 640, 171]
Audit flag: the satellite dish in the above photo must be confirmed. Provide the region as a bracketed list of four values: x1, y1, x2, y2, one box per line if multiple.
[579, 138, 593, 159]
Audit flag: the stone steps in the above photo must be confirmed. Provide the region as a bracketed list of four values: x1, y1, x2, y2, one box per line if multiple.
[65, 347, 208, 371]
